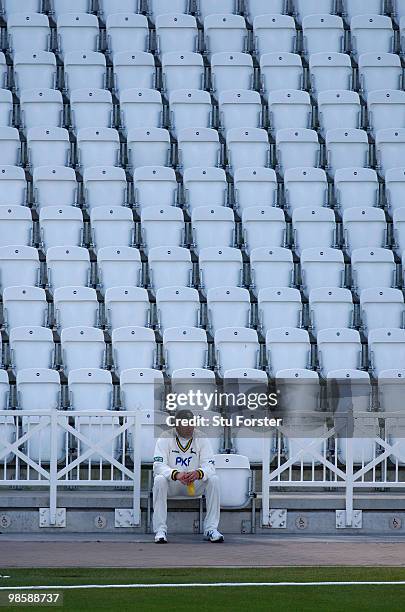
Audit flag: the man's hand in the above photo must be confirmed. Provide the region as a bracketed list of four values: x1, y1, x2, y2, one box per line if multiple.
[182, 470, 200, 485]
[175, 472, 190, 484]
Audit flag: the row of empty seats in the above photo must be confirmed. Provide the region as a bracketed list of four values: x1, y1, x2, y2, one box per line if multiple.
[0, 244, 403, 294]
[1, 0, 403, 25]
[2, 284, 405, 338]
[2, 324, 405, 376]
[3, 11, 405, 58]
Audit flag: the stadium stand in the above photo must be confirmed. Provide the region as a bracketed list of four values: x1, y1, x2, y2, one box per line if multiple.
[2, 0, 405, 535]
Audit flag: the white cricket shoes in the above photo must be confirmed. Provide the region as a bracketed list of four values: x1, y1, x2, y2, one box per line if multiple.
[154, 529, 167, 543]
[204, 529, 224, 543]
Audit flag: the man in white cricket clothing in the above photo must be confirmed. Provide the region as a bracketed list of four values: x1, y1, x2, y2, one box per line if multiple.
[152, 409, 224, 544]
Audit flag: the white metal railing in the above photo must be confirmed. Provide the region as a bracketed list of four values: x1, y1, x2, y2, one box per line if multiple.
[262, 412, 405, 527]
[0, 409, 141, 527]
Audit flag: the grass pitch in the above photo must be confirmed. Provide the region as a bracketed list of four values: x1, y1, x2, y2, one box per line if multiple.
[1, 567, 405, 611]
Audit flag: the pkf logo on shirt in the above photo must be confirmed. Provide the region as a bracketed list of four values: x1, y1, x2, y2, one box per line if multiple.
[175, 456, 192, 467]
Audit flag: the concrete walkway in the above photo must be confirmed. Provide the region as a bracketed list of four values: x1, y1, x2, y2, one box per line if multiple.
[1, 534, 405, 568]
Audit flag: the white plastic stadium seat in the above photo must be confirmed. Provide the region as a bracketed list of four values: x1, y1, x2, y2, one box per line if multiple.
[20, 89, 63, 130]
[284, 168, 328, 213]
[268, 90, 312, 132]
[90, 206, 134, 251]
[120, 88, 163, 132]
[105, 286, 150, 331]
[351, 248, 396, 294]
[70, 89, 113, 131]
[211, 52, 253, 96]
[10, 326, 54, 372]
[393, 208, 405, 254]
[198, 247, 243, 293]
[46, 246, 91, 292]
[141, 206, 184, 252]
[162, 52, 204, 93]
[245, 0, 285, 26]
[275, 129, 320, 176]
[0, 128, 21, 166]
[242, 207, 286, 254]
[54, 286, 99, 330]
[61, 326, 105, 374]
[343, 207, 387, 254]
[83, 167, 127, 210]
[234, 167, 277, 213]
[0, 207, 33, 247]
[2, 0, 42, 17]
[99, 0, 140, 21]
[63, 51, 107, 92]
[133, 166, 178, 210]
[0, 246, 40, 293]
[191, 206, 235, 252]
[317, 90, 361, 134]
[204, 14, 248, 56]
[148, 0, 189, 23]
[294, 0, 335, 25]
[183, 168, 227, 212]
[7, 13, 50, 54]
[33, 166, 78, 209]
[253, 14, 297, 56]
[50, 0, 91, 19]
[302, 14, 345, 56]
[57, 13, 99, 57]
[260, 53, 303, 99]
[77, 128, 120, 170]
[127, 128, 171, 171]
[119, 367, 165, 463]
[334, 168, 379, 212]
[3, 286, 48, 331]
[292, 207, 336, 256]
[215, 327, 259, 376]
[27, 127, 70, 169]
[367, 91, 405, 137]
[318, 328, 362, 376]
[155, 14, 198, 54]
[148, 246, 192, 291]
[218, 90, 262, 135]
[351, 15, 394, 58]
[309, 287, 354, 334]
[39, 206, 83, 250]
[0, 166, 26, 206]
[300, 248, 345, 297]
[156, 286, 201, 331]
[106, 13, 149, 55]
[342, 0, 384, 22]
[197, 0, 237, 22]
[250, 247, 294, 295]
[376, 129, 405, 176]
[266, 327, 311, 376]
[360, 288, 404, 336]
[309, 52, 353, 94]
[13, 51, 57, 93]
[169, 89, 212, 136]
[177, 128, 220, 171]
[97, 247, 142, 293]
[207, 287, 251, 335]
[358, 53, 402, 98]
[326, 129, 369, 177]
[258, 287, 302, 335]
[226, 128, 270, 173]
[113, 52, 156, 94]
[68, 368, 112, 411]
[163, 327, 208, 375]
[0, 90, 12, 127]
[369, 329, 405, 376]
[112, 326, 157, 374]
[386, 168, 405, 214]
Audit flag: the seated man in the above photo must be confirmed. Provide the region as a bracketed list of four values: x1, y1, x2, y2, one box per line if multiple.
[153, 408, 224, 544]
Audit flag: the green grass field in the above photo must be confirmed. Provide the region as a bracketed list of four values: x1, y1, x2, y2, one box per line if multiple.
[1, 568, 405, 611]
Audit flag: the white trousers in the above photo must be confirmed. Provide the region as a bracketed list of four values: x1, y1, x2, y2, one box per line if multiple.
[153, 474, 221, 533]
